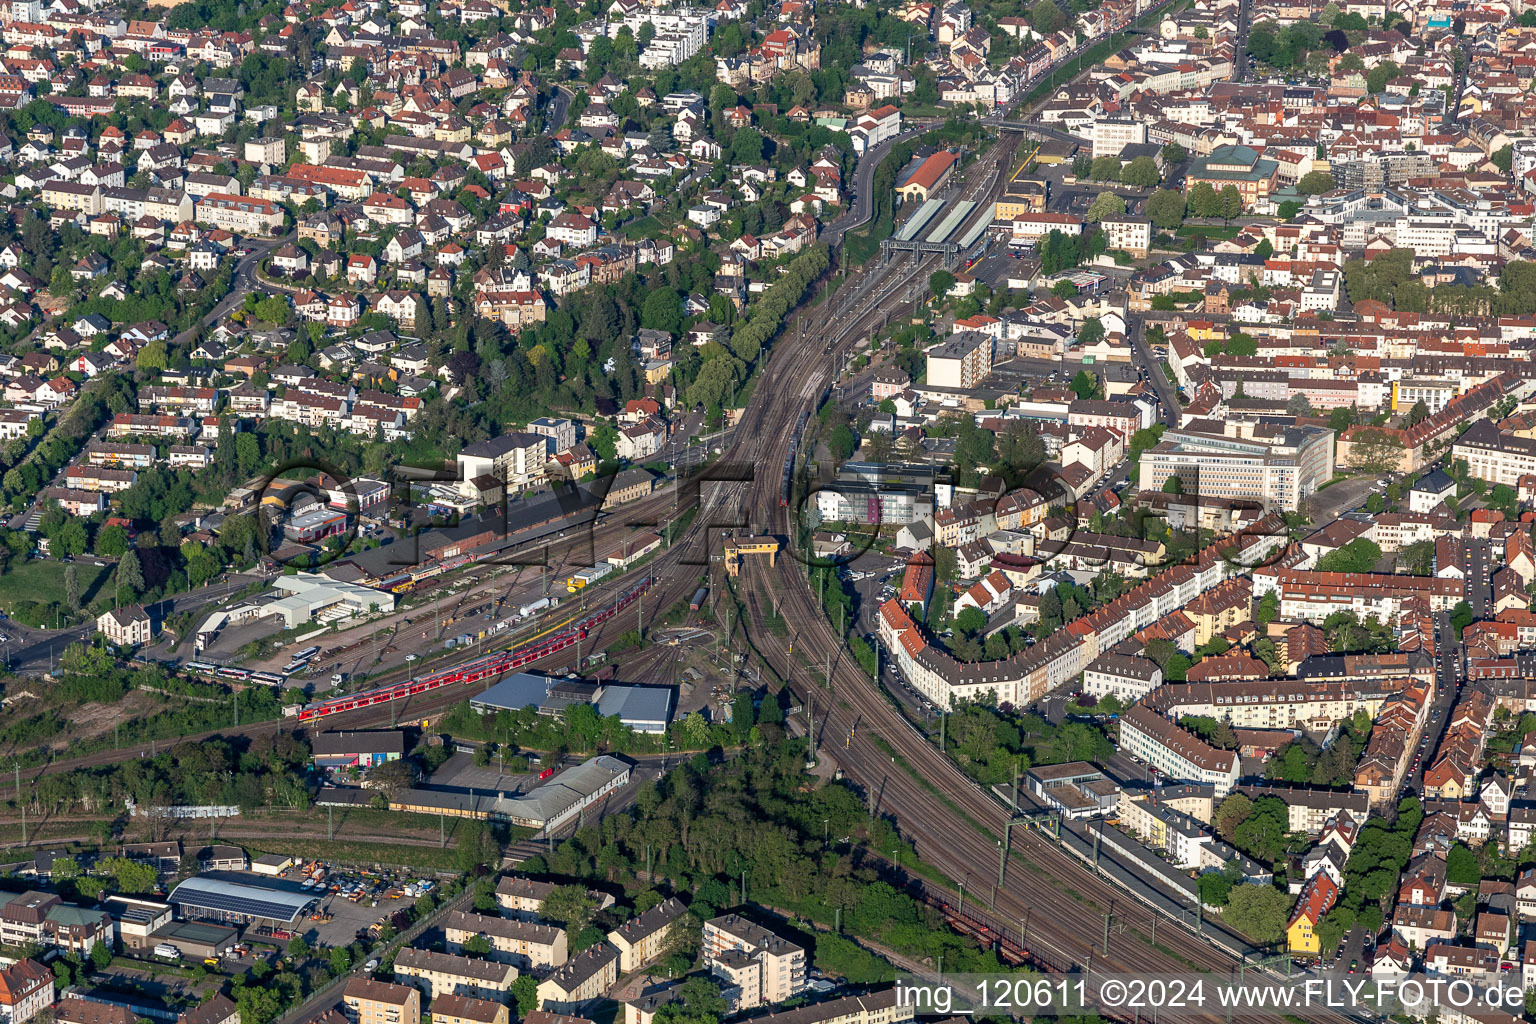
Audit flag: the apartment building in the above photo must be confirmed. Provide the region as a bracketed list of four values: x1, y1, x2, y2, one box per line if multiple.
[527, 417, 577, 454]
[1451, 420, 1536, 487]
[391, 948, 516, 1001]
[608, 897, 688, 973]
[0, 892, 111, 954]
[1253, 568, 1465, 623]
[1136, 425, 1335, 513]
[195, 192, 284, 234]
[96, 605, 155, 647]
[536, 943, 620, 1014]
[1235, 785, 1370, 836]
[429, 994, 509, 1024]
[342, 978, 421, 1024]
[925, 331, 992, 389]
[1091, 116, 1146, 158]
[737, 989, 915, 1024]
[444, 911, 568, 971]
[1099, 216, 1152, 258]
[0, 959, 53, 1024]
[1119, 705, 1240, 797]
[1082, 652, 1164, 703]
[456, 432, 550, 497]
[494, 876, 556, 919]
[702, 916, 806, 1010]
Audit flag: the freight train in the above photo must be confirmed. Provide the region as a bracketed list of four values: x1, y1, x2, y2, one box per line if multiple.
[285, 575, 654, 723]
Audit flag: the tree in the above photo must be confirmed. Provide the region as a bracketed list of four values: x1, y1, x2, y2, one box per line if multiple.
[542, 885, 600, 934]
[1085, 191, 1126, 223]
[640, 289, 682, 334]
[254, 296, 289, 325]
[1162, 143, 1188, 166]
[1070, 370, 1101, 400]
[115, 548, 144, 600]
[1089, 156, 1123, 182]
[1122, 156, 1161, 189]
[90, 940, 112, 970]
[1232, 797, 1290, 863]
[1450, 600, 1475, 639]
[1296, 170, 1336, 194]
[1189, 182, 1220, 219]
[1221, 885, 1293, 945]
[1286, 394, 1315, 416]
[1162, 475, 1184, 494]
[929, 270, 956, 297]
[454, 820, 500, 874]
[137, 340, 169, 372]
[1146, 189, 1187, 231]
[1365, 60, 1400, 95]
[955, 606, 988, 637]
[1316, 538, 1384, 574]
[1077, 319, 1105, 348]
[1199, 871, 1233, 906]
[64, 565, 80, 613]
[366, 758, 417, 798]
[1217, 185, 1243, 222]
[512, 976, 540, 1016]
[731, 127, 765, 165]
[1493, 144, 1514, 174]
[461, 934, 493, 957]
[98, 856, 157, 894]
[1029, 0, 1066, 34]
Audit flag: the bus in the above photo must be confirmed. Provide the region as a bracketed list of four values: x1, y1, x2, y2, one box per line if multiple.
[250, 672, 287, 686]
[290, 646, 322, 663]
[216, 667, 250, 680]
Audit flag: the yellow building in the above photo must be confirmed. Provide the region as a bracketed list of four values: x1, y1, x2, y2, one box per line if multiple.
[429, 994, 508, 1024]
[537, 944, 620, 1014]
[1285, 874, 1339, 954]
[608, 898, 687, 973]
[343, 978, 421, 1024]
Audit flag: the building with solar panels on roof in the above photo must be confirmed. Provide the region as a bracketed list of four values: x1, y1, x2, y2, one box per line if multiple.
[167, 876, 319, 933]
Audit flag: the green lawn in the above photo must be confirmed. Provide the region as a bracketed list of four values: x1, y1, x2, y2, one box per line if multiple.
[0, 559, 112, 617]
[620, 216, 664, 240]
[1175, 224, 1244, 240]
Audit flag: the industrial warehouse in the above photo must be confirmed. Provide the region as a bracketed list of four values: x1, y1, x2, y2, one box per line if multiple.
[168, 877, 320, 931]
[470, 671, 675, 734]
[319, 754, 633, 834]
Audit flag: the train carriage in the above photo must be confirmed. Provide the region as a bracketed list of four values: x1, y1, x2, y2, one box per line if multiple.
[293, 577, 651, 722]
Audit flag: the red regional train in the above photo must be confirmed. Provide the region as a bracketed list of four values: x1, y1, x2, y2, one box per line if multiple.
[289, 575, 654, 723]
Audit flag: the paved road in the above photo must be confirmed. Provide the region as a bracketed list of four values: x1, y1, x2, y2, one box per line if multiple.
[1400, 630, 1460, 795]
[824, 125, 937, 245]
[170, 233, 294, 348]
[545, 85, 573, 135]
[1305, 473, 1387, 523]
[1129, 315, 1180, 426]
[5, 571, 269, 674]
[1232, 0, 1253, 79]
[1467, 536, 1492, 619]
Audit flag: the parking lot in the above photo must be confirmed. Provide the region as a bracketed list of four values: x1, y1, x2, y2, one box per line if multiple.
[225, 865, 440, 949]
[425, 751, 544, 796]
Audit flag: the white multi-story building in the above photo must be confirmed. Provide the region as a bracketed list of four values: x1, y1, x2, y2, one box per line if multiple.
[702, 915, 806, 1010]
[1091, 116, 1146, 158]
[1082, 652, 1163, 703]
[1451, 420, 1536, 487]
[1136, 425, 1335, 513]
[925, 331, 993, 389]
[457, 432, 550, 496]
[1120, 705, 1240, 797]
